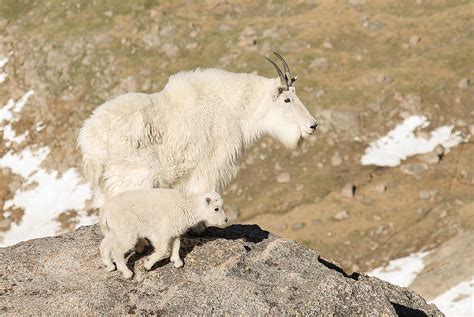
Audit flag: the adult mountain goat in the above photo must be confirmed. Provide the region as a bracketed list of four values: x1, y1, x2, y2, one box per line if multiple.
[78, 53, 317, 208]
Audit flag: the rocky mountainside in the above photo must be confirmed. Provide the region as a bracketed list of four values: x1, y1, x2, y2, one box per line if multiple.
[0, 225, 441, 315]
[0, 0, 472, 311]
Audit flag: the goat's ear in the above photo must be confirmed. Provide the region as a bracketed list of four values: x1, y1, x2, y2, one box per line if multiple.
[205, 197, 211, 205]
[272, 86, 284, 100]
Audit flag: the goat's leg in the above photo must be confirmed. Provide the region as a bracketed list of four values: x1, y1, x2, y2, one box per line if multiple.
[99, 234, 115, 271]
[110, 236, 135, 279]
[144, 234, 169, 271]
[170, 237, 183, 268]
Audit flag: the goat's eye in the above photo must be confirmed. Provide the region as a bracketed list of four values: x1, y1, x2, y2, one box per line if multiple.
[214, 207, 219, 211]
[284, 98, 291, 103]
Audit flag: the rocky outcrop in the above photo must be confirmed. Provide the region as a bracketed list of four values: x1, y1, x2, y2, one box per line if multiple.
[0, 225, 441, 315]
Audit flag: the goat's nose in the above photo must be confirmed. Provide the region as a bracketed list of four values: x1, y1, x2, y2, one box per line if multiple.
[224, 218, 228, 223]
[309, 122, 318, 131]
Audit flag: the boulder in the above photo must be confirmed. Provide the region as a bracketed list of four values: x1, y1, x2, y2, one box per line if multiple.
[0, 225, 441, 315]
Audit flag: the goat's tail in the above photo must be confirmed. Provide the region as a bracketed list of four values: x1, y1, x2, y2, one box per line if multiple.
[83, 156, 106, 209]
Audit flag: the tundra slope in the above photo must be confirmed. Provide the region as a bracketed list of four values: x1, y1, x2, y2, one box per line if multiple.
[78, 54, 317, 209]
[100, 189, 227, 279]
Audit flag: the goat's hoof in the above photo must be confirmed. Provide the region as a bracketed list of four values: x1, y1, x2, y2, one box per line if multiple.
[122, 270, 133, 279]
[172, 259, 184, 268]
[105, 264, 116, 272]
[144, 259, 155, 271]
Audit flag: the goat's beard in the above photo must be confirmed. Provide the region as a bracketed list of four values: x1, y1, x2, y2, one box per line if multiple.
[271, 125, 301, 149]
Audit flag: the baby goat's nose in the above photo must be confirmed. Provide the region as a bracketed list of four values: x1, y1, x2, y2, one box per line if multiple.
[224, 217, 228, 223]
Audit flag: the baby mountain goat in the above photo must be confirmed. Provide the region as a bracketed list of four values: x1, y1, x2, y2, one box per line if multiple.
[100, 189, 227, 279]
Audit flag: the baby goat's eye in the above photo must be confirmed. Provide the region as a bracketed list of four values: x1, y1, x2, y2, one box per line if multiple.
[284, 98, 291, 103]
[214, 207, 219, 211]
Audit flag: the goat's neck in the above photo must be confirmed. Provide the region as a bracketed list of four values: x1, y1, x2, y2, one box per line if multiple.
[241, 78, 277, 148]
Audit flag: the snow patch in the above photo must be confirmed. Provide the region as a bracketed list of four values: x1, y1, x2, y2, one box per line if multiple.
[0, 147, 94, 247]
[2, 124, 29, 144]
[0, 57, 8, 83]
[361, 115, 464, 167]
[0, 90, 35, 122]
[0, 147, 50, 178]
[0, 90, 35, 145]
[0, 57, 8, 68]
[368, 251, 430, 287]
[431, 279, 474, 317]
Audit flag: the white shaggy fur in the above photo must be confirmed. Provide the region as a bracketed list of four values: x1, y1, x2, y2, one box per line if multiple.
[100, 189, 226, 278]
[78, 68, 317, 208]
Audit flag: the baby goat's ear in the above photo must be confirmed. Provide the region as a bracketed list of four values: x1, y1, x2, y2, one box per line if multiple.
[206, 197, 211, 205]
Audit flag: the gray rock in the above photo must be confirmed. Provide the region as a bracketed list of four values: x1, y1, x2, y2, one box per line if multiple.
[348, 0, 365, 5]
[409, 35, 421, 46]
[160, 42, 179, 58]
[374, 73, 393, 84]
[309, 57, 329, 70]
[331, 153, 343, 166]
[218, 24, 233, 32]
[418, 152, 440, 164]
[142, 32, 161, 49]
[331, 153, 342, 166]
[398, 93, 422, 114]
[455, 119, 466, 127]
[238, 27, 257, 49]
[367, 102, 381, 112]
[262, 26, 280, 39]
[362, 196, 374, 205]
[419, 191, 431, 200]
[375, 183, 386, 193]
[320, 109, 361, 134]
[322, 39, 333, 49]
[292, 222, 306, 230]
[276, 171, 291, 183]
[334, 210, 349, 220]
[363, 19, 384, 32]
[0, 225, 441, 315]
[434, 145, 445, 156]
[400, 163, 429, 175]
[342, 183, 356, 198]
[458, 78, 470, 89]
[0, 18, 8, 29]
[185, 42, 198, 50]
[276, 223, 288, 231]
[111, 76, 138, 95]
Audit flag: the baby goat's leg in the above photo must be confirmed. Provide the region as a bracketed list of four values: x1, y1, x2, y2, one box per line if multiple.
[170, 238, 183, 268]
[99, 234, 115, 271]
[111, 236, 135, 279]
[144, 234, 169, 271]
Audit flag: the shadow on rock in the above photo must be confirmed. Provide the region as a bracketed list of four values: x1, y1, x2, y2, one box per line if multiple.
[193, 224, 270, 243]
[318, 256, 360, 281]
[126, 224, 270, 272]
[391, 302, 428, 317]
